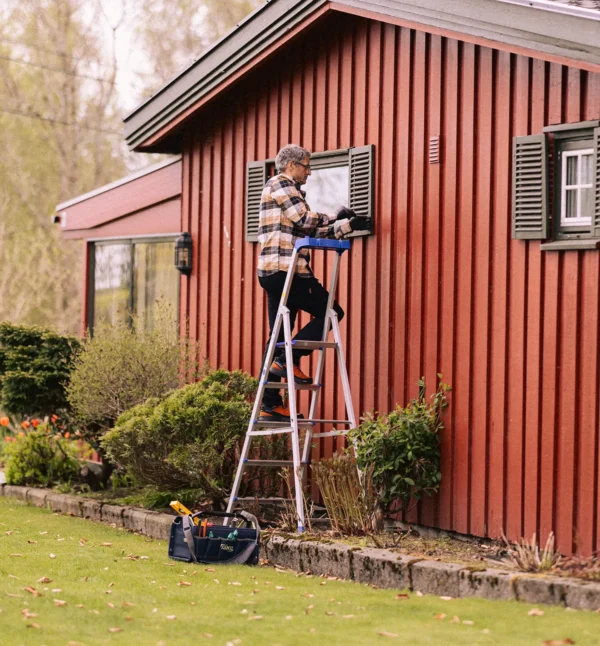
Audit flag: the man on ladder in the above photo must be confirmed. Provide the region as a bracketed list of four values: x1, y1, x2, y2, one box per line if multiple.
[257, 144, 370, 422]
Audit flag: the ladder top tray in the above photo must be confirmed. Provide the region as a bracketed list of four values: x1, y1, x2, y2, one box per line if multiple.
[294, 238, 351, 251]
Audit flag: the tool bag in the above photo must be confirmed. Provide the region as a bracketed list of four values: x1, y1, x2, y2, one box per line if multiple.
[168, 510, 260, 565]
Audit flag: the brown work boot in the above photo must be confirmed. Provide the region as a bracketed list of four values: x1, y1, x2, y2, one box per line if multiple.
[259, 404, 305, 422]
[269, 359, 313, 384]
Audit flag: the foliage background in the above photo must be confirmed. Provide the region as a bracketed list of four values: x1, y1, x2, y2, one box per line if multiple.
[0, 0, 263, 334]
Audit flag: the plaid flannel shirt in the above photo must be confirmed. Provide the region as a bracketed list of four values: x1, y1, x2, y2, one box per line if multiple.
[257, 173, 352, 277]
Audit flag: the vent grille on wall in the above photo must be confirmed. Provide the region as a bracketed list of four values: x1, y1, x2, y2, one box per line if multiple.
[429, 136, 440, 164]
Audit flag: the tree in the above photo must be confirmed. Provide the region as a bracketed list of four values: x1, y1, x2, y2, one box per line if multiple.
[0, 0, 127, 333]
[131, 0, 263, 96]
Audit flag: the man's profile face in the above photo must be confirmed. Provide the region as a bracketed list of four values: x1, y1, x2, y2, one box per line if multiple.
[287, 156, 311, 185]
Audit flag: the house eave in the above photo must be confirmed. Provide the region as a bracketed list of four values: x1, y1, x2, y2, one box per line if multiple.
[124, 0, 600, 154]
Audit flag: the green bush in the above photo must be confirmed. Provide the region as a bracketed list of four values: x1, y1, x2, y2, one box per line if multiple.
[4, 430, 80, 487]
[101, 369, 271, 504]
[348, 378, 451, 513]
[67, 304, 202, 455]
[0, 322, 81, 418]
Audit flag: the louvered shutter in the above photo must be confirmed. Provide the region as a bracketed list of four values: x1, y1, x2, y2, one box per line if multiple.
[348, 144, 375, 235]
[593, 128, 600, 239]
[246, 161, 267, 242]
[512, 134, 548, 239]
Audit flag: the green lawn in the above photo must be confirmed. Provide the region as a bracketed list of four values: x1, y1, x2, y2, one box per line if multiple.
[0, 498, 598, 646]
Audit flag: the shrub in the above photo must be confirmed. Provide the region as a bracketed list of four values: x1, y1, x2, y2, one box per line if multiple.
[312, 454, 377, 536]
[0, 322, 81, 418]
[348, 377, 451, 513]
[101, 369, 269, 504]
[67, 304, 202, 456]
[4, 429, 80, 487]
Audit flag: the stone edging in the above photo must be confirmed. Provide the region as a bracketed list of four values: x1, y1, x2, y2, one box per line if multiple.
[2, 483, 600, 611]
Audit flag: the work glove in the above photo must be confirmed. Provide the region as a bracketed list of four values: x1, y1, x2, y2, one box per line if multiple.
[348, 216, 371, 232]
[335, 207, 356, 221]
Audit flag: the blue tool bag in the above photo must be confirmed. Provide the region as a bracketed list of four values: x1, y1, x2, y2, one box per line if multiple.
[168, 510, 260, 565]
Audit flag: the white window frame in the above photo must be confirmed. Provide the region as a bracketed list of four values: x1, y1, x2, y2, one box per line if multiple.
[561, 148, 594, 228]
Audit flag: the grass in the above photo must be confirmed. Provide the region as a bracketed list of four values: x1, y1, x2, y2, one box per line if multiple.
[0, 499, 598, 646]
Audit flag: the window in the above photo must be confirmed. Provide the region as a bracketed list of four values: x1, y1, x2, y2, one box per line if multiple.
[90, 238, 179, 332]
[513, 120, 600, 249]
[245, 145, 375, 242]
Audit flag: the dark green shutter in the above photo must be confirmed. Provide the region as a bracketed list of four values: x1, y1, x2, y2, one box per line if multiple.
[348, 144, 375, 235]
[246, 161, 267, 242]
[593, 127, 600, 239]
[512, 134, 548, 240]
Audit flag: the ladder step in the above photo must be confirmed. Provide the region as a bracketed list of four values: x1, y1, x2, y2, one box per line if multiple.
[263, 382, 321, 391]
[312, 430, 349, 438]
[276, 341, 338, 349]
[304, 419, 353, 425]
[249, 428, 294, 436]
[253, 420, 314, 428]
[244, 459, 299, 467]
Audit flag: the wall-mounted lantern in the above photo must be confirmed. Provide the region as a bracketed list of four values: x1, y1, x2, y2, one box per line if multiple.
[175, 232, 192, 276]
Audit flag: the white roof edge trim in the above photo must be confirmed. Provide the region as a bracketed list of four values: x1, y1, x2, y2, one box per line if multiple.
[495, 0, 600, 21]
[55, 156, 182, 212]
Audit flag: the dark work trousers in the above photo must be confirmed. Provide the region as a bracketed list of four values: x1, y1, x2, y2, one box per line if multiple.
[258, 271, 344, 408]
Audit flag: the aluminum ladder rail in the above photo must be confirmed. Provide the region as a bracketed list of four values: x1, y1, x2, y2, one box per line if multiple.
[225, 237, 357, 532]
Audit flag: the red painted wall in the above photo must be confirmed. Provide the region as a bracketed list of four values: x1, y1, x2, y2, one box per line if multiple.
[178, 13, 600, 555]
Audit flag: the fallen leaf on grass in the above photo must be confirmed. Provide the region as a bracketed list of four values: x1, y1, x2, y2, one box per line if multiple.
[105, 590, 113, 594]
[51, 588, 62, 593]
[122, 601, 135, 607]
[8, 574, 18, 580]
[79, 538, 87, 547]
[37, 577, 51, 584]
[450, 616, 460, 624]
[320, 582, 327, 586]
[21, 609, 37, 618]
[396, 594, 409, 600]
[108, 627, 123, 633]
[439, 596, 453, 601]
[54, 599, 67, 607]
[108, 582, 115, 588]
[178, 581, 192, 587]
[26, 622, 41, 629]
[75, 604, 84, 608]
[125, 616, 134, 621]
[275, 586, 285, 590]
[49, 554, 56, 559]
[166, 615, 177, 620]
[303, 593, 314, 598]
[378, 632, 398, 638]
[205, 567, 215, 572]
[528, 608, 545, 616]
[39, 532, 48, 535]
[190, 602, 196, 606]
[101, 543, 112, 547]
[10, 553, 23, 557]
[325, 611, 336, 616]
[27, 540, 37, 544]
[213, 579, 219, 585]
[434, 613, 446, 620]
[462, 620, 474, 626]
[342, 615, 355, 619]
[305, 605, 314, 614]
[229, 582, 242, 586]
[482, 629, 491, 634]
[107, 603, 116, 609]
[5, 530, 13, 535]
[200, 633, 213, 638]
[24, 587, 41, 597]
[416, 591, 423, 597]
[248, 616, 263, 621]
[6, 593, 22, 598]
[542, 641, 575, 646]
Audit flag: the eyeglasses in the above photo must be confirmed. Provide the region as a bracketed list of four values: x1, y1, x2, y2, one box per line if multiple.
[295, 161, 311, 170]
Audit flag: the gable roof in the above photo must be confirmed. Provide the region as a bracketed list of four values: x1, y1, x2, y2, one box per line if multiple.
[124, 0, 600, 153]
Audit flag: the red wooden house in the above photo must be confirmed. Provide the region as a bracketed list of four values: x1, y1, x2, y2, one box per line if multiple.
[59, 0, 600, 555]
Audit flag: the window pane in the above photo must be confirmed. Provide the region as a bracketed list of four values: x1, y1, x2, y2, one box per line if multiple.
[581, 153, 593, 185]
[304, 166, 350, 214]
[566, 155, 577, 186]
[134, 241, 179, 331]
[581, 186, 593, 220]
[564, 188, 578, 220]
[93, 243, 132, 327]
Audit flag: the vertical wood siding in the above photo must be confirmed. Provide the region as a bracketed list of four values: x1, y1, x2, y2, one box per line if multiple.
[181, 13, 600, 555]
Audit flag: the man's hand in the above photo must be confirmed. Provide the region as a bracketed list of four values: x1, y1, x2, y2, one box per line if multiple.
[349, 216, 371, 232]
[335, 207, 356, 221]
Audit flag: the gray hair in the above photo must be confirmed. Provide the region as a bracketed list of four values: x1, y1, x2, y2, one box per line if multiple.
[275, 144, 311, 173]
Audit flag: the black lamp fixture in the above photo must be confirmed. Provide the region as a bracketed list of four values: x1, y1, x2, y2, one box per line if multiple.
[175, 232, 192, 276]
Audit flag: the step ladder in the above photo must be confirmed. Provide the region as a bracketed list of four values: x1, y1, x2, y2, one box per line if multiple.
[226, 237, 357, 532]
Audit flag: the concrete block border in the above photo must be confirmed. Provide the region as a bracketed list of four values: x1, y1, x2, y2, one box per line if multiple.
[2, 482, 600, 610]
